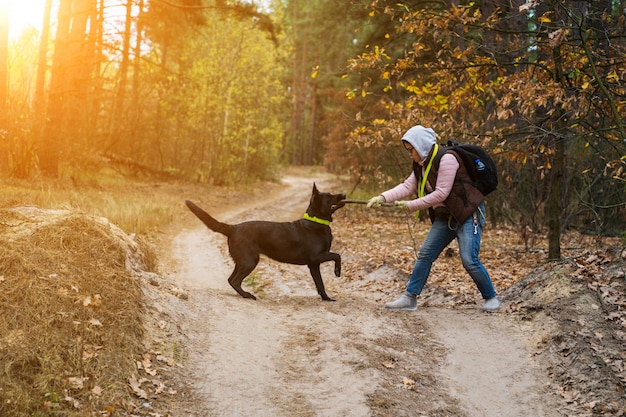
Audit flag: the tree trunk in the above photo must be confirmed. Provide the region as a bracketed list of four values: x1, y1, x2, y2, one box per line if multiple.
[66, 0, 95, 151]
[129, 0, 144, 158]
[110, 0, 133, 152]
[307, 76, 317, 164]
[290, 0, 301, 165]
[0, 1, 8, 118]
[40, 0, 73, 177]
[34, 0, 53, 115]
[546, 0, 566, 260]
[547, 132, 564, 260]
[83, 0, 100, 144]
[0, 2, 8, 171]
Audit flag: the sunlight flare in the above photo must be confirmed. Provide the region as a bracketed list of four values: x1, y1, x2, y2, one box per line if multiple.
[3, 0, 45, 39]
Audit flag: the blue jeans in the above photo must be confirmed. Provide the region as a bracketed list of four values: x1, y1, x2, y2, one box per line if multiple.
[406, 204, 496, 299]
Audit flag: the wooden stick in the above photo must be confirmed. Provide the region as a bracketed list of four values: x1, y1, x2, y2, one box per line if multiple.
[339, 199, 395, 207]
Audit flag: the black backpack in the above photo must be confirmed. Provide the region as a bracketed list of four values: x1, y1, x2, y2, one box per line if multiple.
[434, 139, 498, 196]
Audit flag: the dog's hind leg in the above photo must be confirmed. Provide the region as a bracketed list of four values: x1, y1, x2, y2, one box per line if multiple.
[307, 264, 335, 301]
[227, 255, 259, 300]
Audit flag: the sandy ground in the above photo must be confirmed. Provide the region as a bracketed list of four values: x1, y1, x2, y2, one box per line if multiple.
[159, 173, 568, 417]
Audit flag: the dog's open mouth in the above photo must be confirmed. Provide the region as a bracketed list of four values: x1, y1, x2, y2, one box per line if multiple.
[331, 198, 347, 212]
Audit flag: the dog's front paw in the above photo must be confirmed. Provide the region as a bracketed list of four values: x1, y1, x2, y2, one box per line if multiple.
[322, 295, 336, 302]
[243, 292, 257, 300]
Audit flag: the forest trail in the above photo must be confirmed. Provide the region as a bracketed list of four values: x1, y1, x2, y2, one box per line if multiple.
[161, 173, 566, 416]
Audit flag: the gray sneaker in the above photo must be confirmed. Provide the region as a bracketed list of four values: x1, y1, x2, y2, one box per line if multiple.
[385, 294, 417, 311]
[483, 296, 501, 312]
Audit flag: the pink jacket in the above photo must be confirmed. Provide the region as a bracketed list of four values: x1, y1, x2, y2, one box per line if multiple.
[381, 153, 459, 212]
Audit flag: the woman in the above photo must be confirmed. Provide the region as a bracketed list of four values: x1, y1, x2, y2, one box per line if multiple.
[367, 125, 501, 311]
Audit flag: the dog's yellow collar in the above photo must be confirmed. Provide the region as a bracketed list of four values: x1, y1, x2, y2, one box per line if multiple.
[303, 213, 331, 226]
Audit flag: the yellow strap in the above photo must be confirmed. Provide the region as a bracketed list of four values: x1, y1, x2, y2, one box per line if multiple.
[414, 143, 439, 220]
[418, 143, 438, 198]
[303, 213, 331, 226]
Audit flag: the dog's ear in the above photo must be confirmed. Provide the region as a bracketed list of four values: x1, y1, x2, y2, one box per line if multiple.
[312, 183, 319, 194]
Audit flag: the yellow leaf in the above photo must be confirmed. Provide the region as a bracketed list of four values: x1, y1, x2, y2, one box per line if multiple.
[406, 85, 419, 94]
[361, 89, 367, 97]
[538, 16, 551, 23]
[581, 82, 589, 90]
[311, 65, 319, 79]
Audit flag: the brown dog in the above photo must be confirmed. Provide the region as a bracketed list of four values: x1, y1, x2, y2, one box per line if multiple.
[185, 184, 346, 301]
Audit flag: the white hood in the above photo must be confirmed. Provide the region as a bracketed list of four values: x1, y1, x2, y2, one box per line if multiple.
[401, 125, 437, 160]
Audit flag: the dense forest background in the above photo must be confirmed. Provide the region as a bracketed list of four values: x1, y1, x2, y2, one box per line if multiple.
[0, 0, 624, 258]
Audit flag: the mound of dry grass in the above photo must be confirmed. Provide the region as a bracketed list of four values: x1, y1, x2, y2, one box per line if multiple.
[0, 206, 154, 416]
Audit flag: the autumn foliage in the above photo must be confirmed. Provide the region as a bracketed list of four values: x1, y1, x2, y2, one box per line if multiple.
[324, 0, 625, 246]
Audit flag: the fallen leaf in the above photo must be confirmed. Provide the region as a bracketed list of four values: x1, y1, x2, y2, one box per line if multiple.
[382, 360, 396, 369]
[153, 380, 166, 395]
[89, 318, 103, 327]
[128, 376, 148, 399]
[156, 354, 176, 366]
[82, 344, 103, 361]
[68, 376, 86, 389]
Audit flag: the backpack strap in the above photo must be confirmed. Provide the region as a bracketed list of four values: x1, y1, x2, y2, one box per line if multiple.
[433, 139, 459, 170]
[412, 143, 440, 196]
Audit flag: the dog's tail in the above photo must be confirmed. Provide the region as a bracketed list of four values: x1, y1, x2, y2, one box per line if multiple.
[185, 200, 234, 237]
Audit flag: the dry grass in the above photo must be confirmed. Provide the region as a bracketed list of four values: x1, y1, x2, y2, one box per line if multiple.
[0, 172, 190, 415]
[0, 207, 151, 415]
[0, 177, 187, 236]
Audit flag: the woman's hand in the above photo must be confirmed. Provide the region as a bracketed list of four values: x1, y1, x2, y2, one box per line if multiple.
[394, 201, 409, 209]
[366, 195, 385, 208]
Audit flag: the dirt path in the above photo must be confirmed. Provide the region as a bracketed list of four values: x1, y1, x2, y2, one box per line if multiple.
[162, 173, 567, 416]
